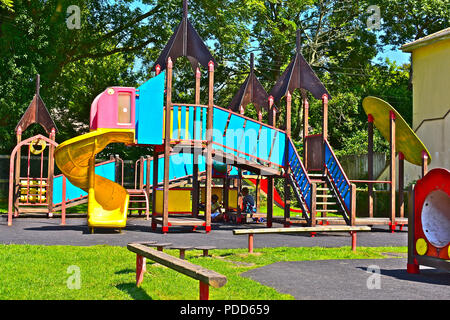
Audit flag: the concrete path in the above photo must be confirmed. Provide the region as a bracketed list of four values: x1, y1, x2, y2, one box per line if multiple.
[242, 258, 450, 300]
[0, 216, 408, 248]
[1, 215, 448, 300]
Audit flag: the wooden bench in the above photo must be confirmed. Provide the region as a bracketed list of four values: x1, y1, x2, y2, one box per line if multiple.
[194, 245, 217, 257]
[127, 243, 227, 300]
[233, 226, 372, 253]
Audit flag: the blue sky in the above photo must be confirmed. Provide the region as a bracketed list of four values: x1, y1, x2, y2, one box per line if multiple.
[374, 46, 410, 65]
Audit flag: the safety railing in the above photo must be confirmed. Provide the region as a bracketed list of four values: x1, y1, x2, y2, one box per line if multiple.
[211, 105, 286, 168]
[324, 139, 352, 213]
[164, 104, 208, 143]
[287, 138, 312, 212]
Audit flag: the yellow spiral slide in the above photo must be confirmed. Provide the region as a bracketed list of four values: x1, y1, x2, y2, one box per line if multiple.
[55, 128, 135, 231]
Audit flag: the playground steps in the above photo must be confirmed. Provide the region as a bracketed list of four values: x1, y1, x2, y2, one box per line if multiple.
[127, 189, 149, 219]
[306, 172, 347, 223]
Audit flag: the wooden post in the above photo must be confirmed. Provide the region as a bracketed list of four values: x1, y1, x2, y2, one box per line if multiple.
[398, 152, 405, 219]
[139, 156, 144, 190]
[421, 151, 428, 177]
[47, 128, 56, 216]
[367, 114, 374, 218]
[302, 93, 309, 167]
[284, 91, 292, 227]
[389, 111, 396, 232]
[195, 67, 201, 106]
[152, 150, 159, 230]
[14, 127, 22, 218]
[350, 231, 357, 252]
[61, 175, 66, 225]
[192, 67, 201, 218]
[311, 183, 317, 227]
[267, 96, 276, 228]
[146, 155, 151, 196]
[350, 184, 357, 226]
[204, 60, 215, 233]
[322, 94, 328, 140]
[255, 177, 261, 214]
[248, 233, 254, 253]
[407, 184, 419, 274]
[136, 254, 145, 287]
[162, 57, 173, 234]
[223, 177, 229, 211]
[199, 281, 209, 300]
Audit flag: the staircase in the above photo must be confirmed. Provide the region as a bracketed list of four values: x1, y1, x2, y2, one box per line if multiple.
[308, 173, 348, 225]
[286, 136, 355, 227]
[127, 189, 150, 220]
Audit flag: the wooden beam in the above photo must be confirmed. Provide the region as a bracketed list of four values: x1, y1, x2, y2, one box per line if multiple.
[302, 93, 309, 167]
[47, 128, 56, 215]
[204, 61, 215, 232]
[233, 225, 371, 235]
[421, 151, 428, 177]
[389, 111, 396, 232]
[284, 91, 292, 226]
[267, 96, 276, 228]
[162, 57, 173, 233]
[322, 94, 328, 140]
[127, 243, 227, 288]
[398, 152, 405, 219]
[367, 114, 374, 218]
[152, 150, 159, 230]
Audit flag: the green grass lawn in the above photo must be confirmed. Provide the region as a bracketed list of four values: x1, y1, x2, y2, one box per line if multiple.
[0, 244, 407, 300]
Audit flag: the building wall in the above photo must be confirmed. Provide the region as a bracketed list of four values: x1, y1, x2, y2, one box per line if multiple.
[410, 38, 450, 179]
[377, 38, 450, 187]
[411, 38, 450, 129]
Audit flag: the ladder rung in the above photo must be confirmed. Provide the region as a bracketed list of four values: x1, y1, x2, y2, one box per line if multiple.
[317, 188, 329, 191]
[317, 202, 336, 205]
[316, 209, 339, 212]
[316, 194, 333, 198]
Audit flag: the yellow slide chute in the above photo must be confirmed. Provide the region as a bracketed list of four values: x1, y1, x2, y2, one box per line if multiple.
[55, 129, 135, 230]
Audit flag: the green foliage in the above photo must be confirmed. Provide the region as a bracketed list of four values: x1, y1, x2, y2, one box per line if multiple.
[0, 0, 447, 160]
[0, 244, 406, 299]
[0, 0, 13, 10]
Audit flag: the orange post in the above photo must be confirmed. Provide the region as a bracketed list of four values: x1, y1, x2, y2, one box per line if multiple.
[199, 281, 209, 300]
[248, 233, 254, 253]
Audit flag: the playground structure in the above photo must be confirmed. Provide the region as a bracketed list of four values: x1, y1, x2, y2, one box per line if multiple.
[354, 96, 432, 231]
[7, 1, 438, 236]
[7, 75, 58, 224]
[407, 168, 450, 273]
[6, 75, 146, 226]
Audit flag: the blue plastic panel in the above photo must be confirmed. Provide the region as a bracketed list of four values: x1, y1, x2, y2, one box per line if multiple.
[223, 115, 245, 155]
[269, 130, 286, 166]
[238, 120, 260, 160]
[136, 71, 165, 145]
[53, 162, 116, 204]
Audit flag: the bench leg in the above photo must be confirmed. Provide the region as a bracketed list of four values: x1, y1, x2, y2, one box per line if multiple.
[248, 233, 254, 253]
[180, 249, 186, 260]
[350, 231, 357, 252]
[136, 254, 145, 287]
[199, 281, 209, 300]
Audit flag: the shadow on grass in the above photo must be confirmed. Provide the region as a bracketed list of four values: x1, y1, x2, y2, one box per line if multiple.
[116, 282, 154, 300]
[115, 268, 135, 275]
